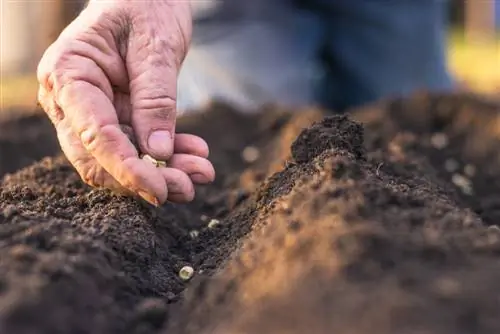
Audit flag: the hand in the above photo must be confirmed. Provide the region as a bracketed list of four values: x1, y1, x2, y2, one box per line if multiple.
[37, 0, 214, 206]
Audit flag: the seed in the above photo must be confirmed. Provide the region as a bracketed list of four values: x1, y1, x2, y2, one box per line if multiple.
[430, 133, 448, 149]
[140, 154, 166, 168]
[208, 219, 220, 229]
[242, 146, 260, 163]
[179, 266, 194, 281]
[451, 173, 473, 195]
[444, 159, 459, 172]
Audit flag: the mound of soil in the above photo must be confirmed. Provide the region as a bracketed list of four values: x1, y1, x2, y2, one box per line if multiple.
[1, 93, 500, 334]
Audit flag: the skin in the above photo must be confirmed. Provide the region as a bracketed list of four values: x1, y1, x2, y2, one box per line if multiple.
[37, 0, 214, 206]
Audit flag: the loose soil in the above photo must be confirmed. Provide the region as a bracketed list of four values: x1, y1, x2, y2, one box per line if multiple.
[1, 93, 500, 334]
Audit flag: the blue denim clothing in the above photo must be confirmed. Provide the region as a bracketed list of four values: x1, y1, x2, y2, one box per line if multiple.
[496, 1, 500, 28]
[177, 0, 454, 112]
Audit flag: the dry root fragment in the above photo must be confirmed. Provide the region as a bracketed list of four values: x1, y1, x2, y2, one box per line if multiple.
[189, 230, 199, 239]
[242, 146, 260, 163]
[444, 159, 459, 173]
[451, 173, 473, 195]
[208, 219, 220, 229]
[179, 266, 194, 281]
[430, 132, 449, 149]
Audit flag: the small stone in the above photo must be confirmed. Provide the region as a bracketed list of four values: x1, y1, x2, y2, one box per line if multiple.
[207, 219, 220, 229]
[444, 159, 459, 173]
[241, 146, 260, 163]
[464, 164, 476, 177]
[430, 133, 449, 149]
[179, 266, 194, 281]
[451, 173, 473, 195]
[189, 230, 199, 239]
[200, 215, 209, 222]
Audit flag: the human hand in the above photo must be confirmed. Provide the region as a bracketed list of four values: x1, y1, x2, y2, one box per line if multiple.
[37, 0, 214, 206]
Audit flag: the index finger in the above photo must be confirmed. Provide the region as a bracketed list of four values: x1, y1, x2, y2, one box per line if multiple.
[57, 80, 168, 204]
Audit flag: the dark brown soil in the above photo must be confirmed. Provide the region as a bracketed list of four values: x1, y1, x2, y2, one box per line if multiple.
[0, 111, 60, 177]
[1, 93, 500, 334]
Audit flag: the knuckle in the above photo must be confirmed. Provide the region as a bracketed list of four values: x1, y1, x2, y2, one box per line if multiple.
[37, 89, 65, 125]
[37, 88, 49, 110]
[55, 79, 83, 107]
[73, 157, 99, 187]
[79, 123, 116, 152]
[134, 95, 176, 116]
[118, 157, 144, 191]
[80, 126, 98, 151]
[45, 51, 75, 91]
[46, 105, 65, 126]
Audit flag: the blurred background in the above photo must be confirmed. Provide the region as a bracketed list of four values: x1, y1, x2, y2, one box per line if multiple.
[0, 0, 499, 112]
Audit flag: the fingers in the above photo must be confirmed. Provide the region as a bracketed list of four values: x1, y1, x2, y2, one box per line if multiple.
[35, 2, 205, 206]
[38, 85, 64, 126]
[56, 118, 127, 193]
[173, 134, 209, 158]
[127, 14, 185, 161]
[167, 154, 215, 184]
[159, 168, 195, 203]
[57, 80, 168, 205]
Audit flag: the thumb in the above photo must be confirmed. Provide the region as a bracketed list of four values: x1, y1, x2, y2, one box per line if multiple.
[127, 26, 185, 160]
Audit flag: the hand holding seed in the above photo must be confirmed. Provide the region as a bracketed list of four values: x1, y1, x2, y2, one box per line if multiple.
[36, 0, 215, 205]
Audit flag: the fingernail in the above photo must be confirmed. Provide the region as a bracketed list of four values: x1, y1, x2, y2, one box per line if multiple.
[148, 130, 172, 157]
[190, 173, 210, 184]
[138, 191, 159, 207]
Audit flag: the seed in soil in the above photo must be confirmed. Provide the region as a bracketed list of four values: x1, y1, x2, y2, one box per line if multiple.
[451, 173, 473, 195]
[179, 266, 194, 281]
[208, 219, 220, 229]
[242, 146, 260, 163]
[430, 132, 449, 149]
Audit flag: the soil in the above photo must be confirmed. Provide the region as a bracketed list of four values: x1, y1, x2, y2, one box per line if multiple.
[0, 111, 60, 177]
[1, 93, 500, 334]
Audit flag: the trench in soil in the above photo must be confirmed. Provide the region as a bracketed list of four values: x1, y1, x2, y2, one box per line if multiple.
[1, 93, 500, 334]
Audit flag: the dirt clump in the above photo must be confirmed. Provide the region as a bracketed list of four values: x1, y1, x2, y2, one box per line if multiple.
[1, 93, 500, 334]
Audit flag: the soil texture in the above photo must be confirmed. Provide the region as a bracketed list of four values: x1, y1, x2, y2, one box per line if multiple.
[1, 93, 500, 334]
